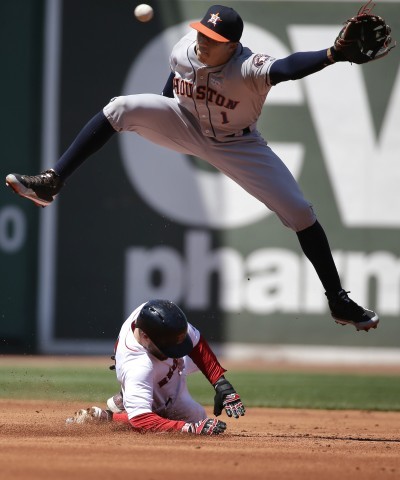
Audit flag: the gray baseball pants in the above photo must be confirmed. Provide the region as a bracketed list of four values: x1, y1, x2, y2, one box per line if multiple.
[104, 94, 316, 232]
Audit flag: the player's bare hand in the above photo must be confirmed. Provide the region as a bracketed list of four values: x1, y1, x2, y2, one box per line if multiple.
[213, 377, 246, 418]
[182, 418, 227, 435]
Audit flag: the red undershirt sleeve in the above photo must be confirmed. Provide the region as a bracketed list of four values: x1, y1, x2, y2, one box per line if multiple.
[113, 411, 186, 432]
[189, 335, 226, 385]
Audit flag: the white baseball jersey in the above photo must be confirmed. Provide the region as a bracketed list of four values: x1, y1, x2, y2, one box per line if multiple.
[170, 30, 276, 138]
[114, 303, 206, 422]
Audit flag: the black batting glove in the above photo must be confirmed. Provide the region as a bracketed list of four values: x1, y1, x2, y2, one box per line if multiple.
[182, 418, 227, 435]
[213, 376, 245, 418]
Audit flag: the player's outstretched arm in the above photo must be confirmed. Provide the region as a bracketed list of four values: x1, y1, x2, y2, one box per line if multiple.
[66, 407, 227, 435]
[128, 412, 227, 435]
[188, 335, 245, 418]
[269, 49, 336, 85]
[270, 2, 395, 85]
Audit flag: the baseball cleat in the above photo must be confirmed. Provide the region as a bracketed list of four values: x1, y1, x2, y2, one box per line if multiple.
[333, 311, 379, 332]
[5, 169, 63, 207]
[66, 406, 111, 424]
[326, 289, 379, 332]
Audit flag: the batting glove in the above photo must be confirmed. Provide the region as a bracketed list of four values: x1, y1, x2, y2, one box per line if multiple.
[213, 377, 246, 418]
[182, 418, 227, 435]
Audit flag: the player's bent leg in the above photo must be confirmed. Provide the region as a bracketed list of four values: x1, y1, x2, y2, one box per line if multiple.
[169, 398, 207, 423]
[104, 94, 181, 134]
[165, 386, 207, 423]
[103, 94, 206, 155]
[205, 137, 316, 231]
[204, 138, 379, 332]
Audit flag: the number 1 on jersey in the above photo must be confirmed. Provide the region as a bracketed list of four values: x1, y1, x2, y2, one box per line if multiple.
[220, 111, 229, 124]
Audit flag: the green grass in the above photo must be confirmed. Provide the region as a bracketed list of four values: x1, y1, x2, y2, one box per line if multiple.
[189, 371, 400, 411]
[0, 367, 119, 403]
[0, 366, 399, 411]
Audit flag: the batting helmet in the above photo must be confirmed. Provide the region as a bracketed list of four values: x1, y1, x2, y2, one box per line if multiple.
[136, 300, 193, 358]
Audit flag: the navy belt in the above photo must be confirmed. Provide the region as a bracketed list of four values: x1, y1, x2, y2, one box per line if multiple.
[226, 126, 251, 137]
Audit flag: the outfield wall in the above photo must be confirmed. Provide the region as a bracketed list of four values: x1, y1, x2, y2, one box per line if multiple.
[1, 0, 400, 359]
[0, 0, 44, 352]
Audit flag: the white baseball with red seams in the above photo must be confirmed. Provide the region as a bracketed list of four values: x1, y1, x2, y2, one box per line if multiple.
[134, 4, 153, 23]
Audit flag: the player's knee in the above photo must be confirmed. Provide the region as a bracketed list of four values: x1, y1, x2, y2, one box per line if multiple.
[280, 204, 316, 232]
[105, 96, 131, 116]
[103, 95, 143, 131]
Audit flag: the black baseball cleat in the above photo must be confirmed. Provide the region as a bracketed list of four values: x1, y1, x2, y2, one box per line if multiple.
[5, 169, 63, 207]
[326, 289, 379, 332]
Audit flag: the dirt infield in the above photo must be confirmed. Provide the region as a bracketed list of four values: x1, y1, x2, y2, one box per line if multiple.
[1, 357, 400, 479]
[1, 399, 399, 480]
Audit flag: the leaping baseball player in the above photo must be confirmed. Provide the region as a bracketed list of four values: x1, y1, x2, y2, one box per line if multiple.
[6, 4, 395, 332]
[66, 299, 245, 435]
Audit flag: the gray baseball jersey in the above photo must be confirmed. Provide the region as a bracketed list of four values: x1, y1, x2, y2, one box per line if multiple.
[170, 31, 275, 138]
[103, 31, 316, 231]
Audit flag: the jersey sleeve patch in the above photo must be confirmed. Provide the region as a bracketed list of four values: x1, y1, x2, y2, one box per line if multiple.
[252, 54, 271, 67]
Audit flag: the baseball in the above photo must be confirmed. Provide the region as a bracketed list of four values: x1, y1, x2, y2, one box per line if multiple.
[134, 4, 154, 22]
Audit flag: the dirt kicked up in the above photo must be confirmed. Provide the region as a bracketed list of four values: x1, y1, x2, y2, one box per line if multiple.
[1, 399, 399, 480]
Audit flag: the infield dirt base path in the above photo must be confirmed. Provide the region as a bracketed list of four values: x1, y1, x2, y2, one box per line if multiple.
[1, 399, 399, 480]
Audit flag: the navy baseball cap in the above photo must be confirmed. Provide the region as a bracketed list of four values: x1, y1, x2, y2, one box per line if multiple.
[190, 5, 243, 43]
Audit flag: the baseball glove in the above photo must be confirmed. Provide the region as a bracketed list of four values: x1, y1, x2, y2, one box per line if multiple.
[332, 0, 396, 64]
